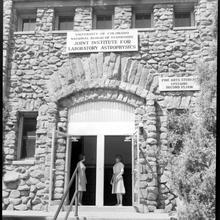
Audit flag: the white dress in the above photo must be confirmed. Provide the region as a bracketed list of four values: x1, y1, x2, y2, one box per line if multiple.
[111, 162, 126, 194]
[77, 161, 87, 192]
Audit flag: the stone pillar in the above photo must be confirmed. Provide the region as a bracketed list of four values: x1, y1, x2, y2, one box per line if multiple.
[138, 94, 158, 213]
[74, 7, 93, 31]
[3, 0, 14, 120]
[153, 4, 174, 30]
[195, 0, 217, 61]
[114, 6, 132, 29]
[53, 107, 68, 201]
[35, 8, 54, 32]
[36, 102, 58, 210]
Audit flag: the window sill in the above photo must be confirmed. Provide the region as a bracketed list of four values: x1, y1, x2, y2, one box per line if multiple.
[14, 31, 35, 35]
[173, 26, 197, 31]
[135, 28, 155, 32]
[52, 30, 71, 34]
[12, 159, 35, 165]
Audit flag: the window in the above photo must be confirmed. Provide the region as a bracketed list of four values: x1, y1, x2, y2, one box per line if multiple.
[54, 8, 74, 30]
[174, 4, 195, 27]
[22, 18, 36, 31]
[174, 12, 191, 27]
[93, 7, 113, 29]
[17, 10, 37, 32]
[132, 6, 153, 28]
[58, 16, 74, 30]
[96, 15, 112, 29]
[135, 13, 151, 28]
[17, 112, 37, 159]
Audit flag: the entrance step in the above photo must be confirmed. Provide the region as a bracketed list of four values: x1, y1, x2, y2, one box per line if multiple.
[3, 210, 171, 220]
[64, 205, 137, 212]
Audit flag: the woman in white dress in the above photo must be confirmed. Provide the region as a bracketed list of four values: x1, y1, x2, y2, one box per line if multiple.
[77, 154, 87, 206]
[111, 155, 126, 206]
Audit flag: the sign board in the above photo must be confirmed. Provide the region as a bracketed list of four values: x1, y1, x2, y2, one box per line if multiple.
[159, 76, 200, 91]
[66, 29, 138, 53]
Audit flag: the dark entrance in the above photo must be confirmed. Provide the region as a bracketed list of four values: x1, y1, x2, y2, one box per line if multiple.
[69, 136, 97, 205]
[104, 136, 132, 206]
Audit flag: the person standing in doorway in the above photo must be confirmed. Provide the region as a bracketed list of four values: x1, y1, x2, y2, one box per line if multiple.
[111, 155, 125, 206]
[77, 154, 87, 206]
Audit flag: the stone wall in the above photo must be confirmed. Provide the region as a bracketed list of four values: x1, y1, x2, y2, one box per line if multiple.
[3, 0, 217, 212]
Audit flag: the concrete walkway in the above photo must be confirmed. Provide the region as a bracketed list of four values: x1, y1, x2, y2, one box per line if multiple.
[3, 210, 171, 220]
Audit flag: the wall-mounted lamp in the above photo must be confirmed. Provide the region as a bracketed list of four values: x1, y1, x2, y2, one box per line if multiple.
[71, 136, 80, 142]
[124, 136, 132, 142]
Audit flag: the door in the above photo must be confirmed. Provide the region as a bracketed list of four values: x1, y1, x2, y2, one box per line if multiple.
[132, 130, 140, 208]
[68, 136, 97, 205]
[67, 101, 136, 206]
[104, 135, 132, 206]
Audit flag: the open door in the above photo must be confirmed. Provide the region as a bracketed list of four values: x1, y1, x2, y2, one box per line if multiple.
[132, 130, 140, 209]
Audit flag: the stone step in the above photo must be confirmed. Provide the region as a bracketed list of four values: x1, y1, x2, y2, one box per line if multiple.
[3, 210, 171, 220]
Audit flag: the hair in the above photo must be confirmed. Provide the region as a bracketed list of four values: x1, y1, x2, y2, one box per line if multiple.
[115, 154, 123, 162]
[79, 154, 85, 161]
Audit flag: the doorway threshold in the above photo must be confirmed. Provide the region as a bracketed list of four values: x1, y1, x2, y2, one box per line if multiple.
[63, 206, 136, 213]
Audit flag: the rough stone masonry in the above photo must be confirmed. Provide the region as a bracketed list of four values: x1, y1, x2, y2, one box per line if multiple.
[3, 0, 217, 213]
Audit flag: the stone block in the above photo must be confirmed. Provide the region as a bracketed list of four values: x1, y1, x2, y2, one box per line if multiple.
[18, 185, 30, 191]
[4, 171, 20, 183]
[9, 198, 22, 206]
[14, 204, 27, 211]
[10, 190, 20, 199]
[32, 203, 43, 211]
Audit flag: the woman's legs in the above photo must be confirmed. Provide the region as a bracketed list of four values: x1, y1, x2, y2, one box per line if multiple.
[118, 193, 123, 205]
[116, 194, 119, 205]
[78, 191, 83, 205]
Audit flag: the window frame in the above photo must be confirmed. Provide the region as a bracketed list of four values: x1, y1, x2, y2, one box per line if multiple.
[174, 4, 195, 28]
[132, 7, 154, 29]
[17, 112, 38, 160]
[54, 8, 75, 30]
[93, 7, 114, 29]
[17, 13, 37, 32]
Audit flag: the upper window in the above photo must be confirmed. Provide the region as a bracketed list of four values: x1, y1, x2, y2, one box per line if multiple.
[132, 6, 153, 28]
[54, 8, 74, 30]
[58, 16, 74, 30]
[174, 12, 191, 27]
[135, 13, 151, 28]
[93, 7, 113, 29]
[17, 112, 37, 159]
[174, 4, 195, 27]
[16, 10, 37, 32]
[22, 18, 36, 31]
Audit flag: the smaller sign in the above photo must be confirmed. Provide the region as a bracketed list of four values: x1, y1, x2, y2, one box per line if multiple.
[159, 76, 200, 91]
[66, 29, 138, 53]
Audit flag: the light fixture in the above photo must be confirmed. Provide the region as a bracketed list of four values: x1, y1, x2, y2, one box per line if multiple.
[71, 136, 80, 142]
[124, 136, 132, 142]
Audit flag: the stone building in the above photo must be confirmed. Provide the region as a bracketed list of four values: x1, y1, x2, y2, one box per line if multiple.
[3, 0, 216, 214]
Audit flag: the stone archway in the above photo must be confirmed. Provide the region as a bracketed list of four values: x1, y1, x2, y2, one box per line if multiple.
[45, 55, 161, 212]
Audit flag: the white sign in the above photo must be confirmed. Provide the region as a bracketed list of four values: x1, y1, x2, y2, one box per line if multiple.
[66, 29, 138, 53]
[159, 76, 200, 91]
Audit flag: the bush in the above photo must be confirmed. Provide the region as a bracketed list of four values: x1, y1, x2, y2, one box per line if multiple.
[167, 41, 216, 220]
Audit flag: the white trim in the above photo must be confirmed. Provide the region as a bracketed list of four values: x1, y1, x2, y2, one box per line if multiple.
[96, 134, 105, 206]
[14, 31, 35, 35]
[173, 26, 197, 30]
[12, 159, 35, 165]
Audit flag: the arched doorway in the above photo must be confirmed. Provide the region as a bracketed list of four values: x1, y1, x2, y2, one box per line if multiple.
[66, 100, 135, 207]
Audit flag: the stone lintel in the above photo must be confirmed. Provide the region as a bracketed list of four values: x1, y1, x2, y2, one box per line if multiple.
[14, 0, 198, 10]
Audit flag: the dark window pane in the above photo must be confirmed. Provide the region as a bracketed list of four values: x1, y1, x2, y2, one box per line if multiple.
[135, 13, 151, 28]
[22, 18, 36, 31]
[175, 13, 191, 27]
[59, 17, 73, 30]
[21, 116, 37, 159]
[96, 15, 112, 29]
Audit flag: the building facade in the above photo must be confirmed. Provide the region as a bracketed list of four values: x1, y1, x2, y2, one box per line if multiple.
[3, 0, 216, 213]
